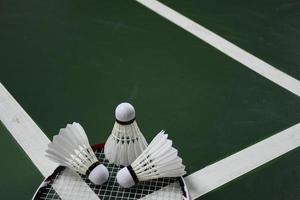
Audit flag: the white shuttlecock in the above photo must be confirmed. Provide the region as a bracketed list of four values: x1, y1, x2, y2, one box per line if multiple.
[104, 102, 148, 166]
[116, 131, 186, 188]
[46, 122, 109, 185]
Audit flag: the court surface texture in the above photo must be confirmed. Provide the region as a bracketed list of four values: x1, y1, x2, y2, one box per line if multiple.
[0, 0, 299, 199]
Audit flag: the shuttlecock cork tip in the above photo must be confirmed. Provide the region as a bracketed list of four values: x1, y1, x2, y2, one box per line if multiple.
[116, 167, 137, 188]
[88, 164, 109, 185]
[115, 102, 135, 123]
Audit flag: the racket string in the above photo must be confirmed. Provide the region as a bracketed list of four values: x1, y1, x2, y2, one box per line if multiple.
[38, 149, 183, 199]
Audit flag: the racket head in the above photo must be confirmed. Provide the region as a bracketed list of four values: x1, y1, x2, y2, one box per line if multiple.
[33, 144, 190, 200]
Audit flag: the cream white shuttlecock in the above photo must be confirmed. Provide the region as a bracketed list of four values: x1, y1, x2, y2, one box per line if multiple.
[46, 122, 109, 185]
[104, 102, 148, 166]
[116, 131, 186, 188]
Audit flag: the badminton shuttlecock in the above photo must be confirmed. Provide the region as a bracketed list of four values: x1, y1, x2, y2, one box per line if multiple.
[104, 102, 148, 166]
[46, 122, 109, 185]
[116, 131, 186, 188]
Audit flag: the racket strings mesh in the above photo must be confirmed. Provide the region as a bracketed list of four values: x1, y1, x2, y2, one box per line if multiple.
[37, 149, 183, 200]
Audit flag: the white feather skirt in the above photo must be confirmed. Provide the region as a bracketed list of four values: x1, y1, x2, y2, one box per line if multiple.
[104, 121, 148, 166]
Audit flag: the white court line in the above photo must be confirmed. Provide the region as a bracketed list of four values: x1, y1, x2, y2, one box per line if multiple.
[52, 169, 100, 200]
[136, 0, 300, 97]
[0, 83, 100, 200]
[135, 1, 300, 198]
[0, 83, 57, 177]
[1, 82, 299, 200]
[184, 123, 300, 199]
[2, 3, 299, 200]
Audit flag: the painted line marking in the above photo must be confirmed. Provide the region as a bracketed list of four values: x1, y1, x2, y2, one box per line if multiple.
[0, 83, 100, 200]
[52, 169, 100, 200]
[184, 123, 300, 199]
[136, 0, 300, 97]
[1, 3, 299, 200]
[1, 83, 299, 200]
[135, 1, 300, 198]
[0, 83, 57, 177]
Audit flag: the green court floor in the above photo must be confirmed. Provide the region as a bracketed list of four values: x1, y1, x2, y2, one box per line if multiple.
[0, 0, 299, 199]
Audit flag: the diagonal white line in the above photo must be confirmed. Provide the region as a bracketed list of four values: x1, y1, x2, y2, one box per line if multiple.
[2, 2, 299, 199]
[1, 82, 299, 200]
[136, 0, 300, 97]
[0, 83, 100, 200]
[184, 123, 300, 199]
[0, 83, 57, 177]
[135, 1, 300, 199]
[52, 169, 100, 200]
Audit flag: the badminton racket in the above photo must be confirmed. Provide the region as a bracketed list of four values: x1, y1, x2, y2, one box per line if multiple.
[33, 144, 190, 200]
